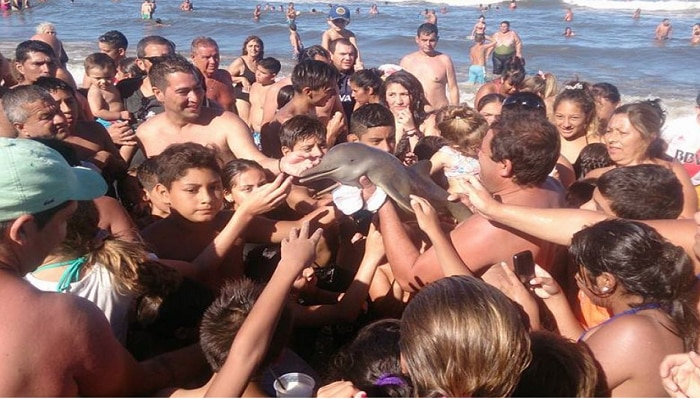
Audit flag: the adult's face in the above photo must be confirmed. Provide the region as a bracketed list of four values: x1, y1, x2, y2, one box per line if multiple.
[331, 43, 356, 72]
[139, 43, 173, 74]
[48, 88, 79, 131]
[384, 82, 411, 116]
[98, 42, 124, 62]
[191, 44, 220, 78]
[500, 23, 509, 33]
[604, 113, 653, 166]
[159, 71, 205, 120]
[415, 32, 438, 55]
[16, 98, 68, 139]
[16, 51, 56, 83]
[244, 40, 262, 59]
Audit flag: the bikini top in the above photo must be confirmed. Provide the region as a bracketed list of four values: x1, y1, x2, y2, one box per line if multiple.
[578, 302, 661, 342]
[34, 256, 88, 292]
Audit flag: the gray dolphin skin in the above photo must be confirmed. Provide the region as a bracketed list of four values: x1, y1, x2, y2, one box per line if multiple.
[298, 143, 473, 222]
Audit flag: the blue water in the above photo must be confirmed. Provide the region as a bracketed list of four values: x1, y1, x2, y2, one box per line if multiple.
[1, 0, 699, 117]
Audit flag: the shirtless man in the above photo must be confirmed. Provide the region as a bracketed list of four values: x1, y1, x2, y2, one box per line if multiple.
[563, 7, 573, 22]
[692, 23, 700, 45]
[136, 55, 311, 176]
[190, 37, 237, 113]
[0, 138, 205, 396]
[424, 9, 437, 25]
[400, 23, 459, 110]
[489, 21, 523, 75]
[30, 33, 77, 89]
[141, 0, 153, 19]
[656, 18, 673, 40]
[372, 112, 565, 292]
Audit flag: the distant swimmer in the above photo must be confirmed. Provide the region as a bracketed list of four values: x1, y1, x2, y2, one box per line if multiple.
[509, 0, 516, 10]
[563, 27, 575, 37]
[140, 0, 153, 19]
[180, 0, 192, 11]
[655, 18, 672, 40]
[564, 7, 573, 22]
[425, 9, 437, 25]
[692, 23, 700, 45]
[470, 15, 486, 39]
[253, 4, 261, 19]
[633, 8, 641, 19]
[369, 3, 377, 15]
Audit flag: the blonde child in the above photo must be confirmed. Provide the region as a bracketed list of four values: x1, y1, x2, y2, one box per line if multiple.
[428, 105, 489, 194]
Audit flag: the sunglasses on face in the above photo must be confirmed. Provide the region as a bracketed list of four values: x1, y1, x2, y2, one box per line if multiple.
[141, 55, 169, 64]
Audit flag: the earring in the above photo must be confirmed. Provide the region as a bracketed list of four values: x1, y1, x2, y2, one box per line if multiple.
[600, 287, 610, 293]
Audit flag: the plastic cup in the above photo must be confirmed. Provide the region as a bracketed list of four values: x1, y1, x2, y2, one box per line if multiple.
[273, 372, 315, 398]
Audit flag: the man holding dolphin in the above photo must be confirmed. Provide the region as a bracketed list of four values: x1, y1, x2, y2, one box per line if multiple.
[369, 112, 567, 292]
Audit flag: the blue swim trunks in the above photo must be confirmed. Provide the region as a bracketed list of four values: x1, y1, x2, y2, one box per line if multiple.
[468, 65, 486, 85]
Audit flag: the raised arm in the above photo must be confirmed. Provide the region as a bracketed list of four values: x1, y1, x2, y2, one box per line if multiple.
[205, 223, 323, 397]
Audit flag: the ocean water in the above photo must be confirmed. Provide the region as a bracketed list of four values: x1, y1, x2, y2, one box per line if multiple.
[1, 0, 699, 119]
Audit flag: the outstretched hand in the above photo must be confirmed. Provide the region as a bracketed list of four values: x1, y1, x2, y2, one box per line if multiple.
[450, 175, 500, 218]
[280, 221, 323, 275]
[410, 194, 442, 237]
[237, 173, 292, 216]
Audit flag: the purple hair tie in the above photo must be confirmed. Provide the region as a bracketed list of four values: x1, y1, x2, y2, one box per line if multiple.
[375, 373, 406, 387]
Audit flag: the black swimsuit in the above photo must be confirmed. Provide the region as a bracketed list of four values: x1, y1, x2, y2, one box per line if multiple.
[233, 58, 256, 103]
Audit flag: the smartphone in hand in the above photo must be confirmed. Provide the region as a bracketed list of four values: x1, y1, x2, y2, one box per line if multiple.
[513, 250, 535, 286]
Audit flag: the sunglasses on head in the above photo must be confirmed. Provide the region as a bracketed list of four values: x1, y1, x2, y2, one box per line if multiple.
[502, 94, 546, 110]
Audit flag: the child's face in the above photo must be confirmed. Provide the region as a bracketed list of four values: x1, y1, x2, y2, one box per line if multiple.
[308, 85, 335, 107]
[358, 126, 396, 153]
[87, 66, 116, 90]
[287, 136, 327, 163]
[255, 66, 276, 85]
[329, 18, 348, 31]
[145, 185, 171, 217]
[162, 168, 224, 222]
[224, 168, 268, 207]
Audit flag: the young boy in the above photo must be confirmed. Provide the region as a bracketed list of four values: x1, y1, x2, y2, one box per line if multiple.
[84, 52, 131, 126]
[249, 57, 282, 146]
[468, 34, 496, 85]
[321, 5, 363, 69]
[134, 157, 170, 227]
[289, 22, 304, 61]
[348, 103, 396, 153]
[260, 59, 339, 159]
[280, 114, 328, 162]
[141, 142, 294, 287]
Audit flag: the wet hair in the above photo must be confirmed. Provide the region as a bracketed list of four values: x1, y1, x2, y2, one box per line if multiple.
[610, 99, 667, 159]
[416, 22, 438, 37]
[279, 115, 326, 149]
[136, 156, 160, 191]
[327, 319, 412, 397]
[98, 30, 129, 51]
[257, 57, 281, 75]
[349, 68, 382, 97]
[15, 40, 55, 64]
[241, 35, 264, 59]
[435, 105, 488, 157]
[135, 35, 175, 59]
[573, 142, 613, 179]
[381, 70, 429, 126]
[199, 278, 293, 372]
[476, 93, 505, 112]
[51, 200, 182, 325]
[84, 52, 117, 74]
[1, 85, 54, 124]
[117, 57, 144, 79]
[155, 142, 222, 189]
[34, 76, 75, 96]
[148, 54, 200, 92]
[276, 84, 294, 109]
[489, 112, 560, 186]
[597, 164, 683, 220]
[590, 82, 621, 105]
[350, 103, 395, 137]
[552, 80, 600, 141]
[221, 159, 265, 192]
[512, 331, 608, 397]
[291, 59, 338, 93]
[328, 38, 357, 56]
[413, 135, 449, 161]
[190, 36, 218, 56]
[400, 276, 531, 397]
[298, 45, 331, 63]
[500, 56, 526, 90]
[570, 219, 700, 351]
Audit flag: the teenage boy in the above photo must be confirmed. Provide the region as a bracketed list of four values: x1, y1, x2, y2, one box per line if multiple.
[348, 103, 396, 153]
[260, 59, 340, 159]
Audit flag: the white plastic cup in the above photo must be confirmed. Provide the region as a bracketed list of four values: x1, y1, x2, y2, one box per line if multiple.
[273, 372, 316, 398]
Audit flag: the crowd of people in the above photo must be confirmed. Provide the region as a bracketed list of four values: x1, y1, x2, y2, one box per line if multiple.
[3, 2, 700, 398]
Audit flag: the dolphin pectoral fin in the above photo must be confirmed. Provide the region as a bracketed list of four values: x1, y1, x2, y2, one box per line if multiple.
[447, 201, 473, 222]
[410, 160, 433, 178]
[377, 181, 414, 214]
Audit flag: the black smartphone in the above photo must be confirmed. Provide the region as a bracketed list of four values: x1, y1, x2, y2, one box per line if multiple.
[513, 250, 535, 286]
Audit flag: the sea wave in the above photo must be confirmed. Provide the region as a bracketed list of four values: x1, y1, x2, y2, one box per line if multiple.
[563, 0, 700, 11]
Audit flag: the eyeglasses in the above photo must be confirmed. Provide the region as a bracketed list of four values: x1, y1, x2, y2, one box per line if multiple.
[141, 55, 169, 64]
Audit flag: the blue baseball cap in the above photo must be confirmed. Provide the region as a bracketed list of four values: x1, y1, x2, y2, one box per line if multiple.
[329, 5, 350, 21]
[0, 138, 107, 221]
